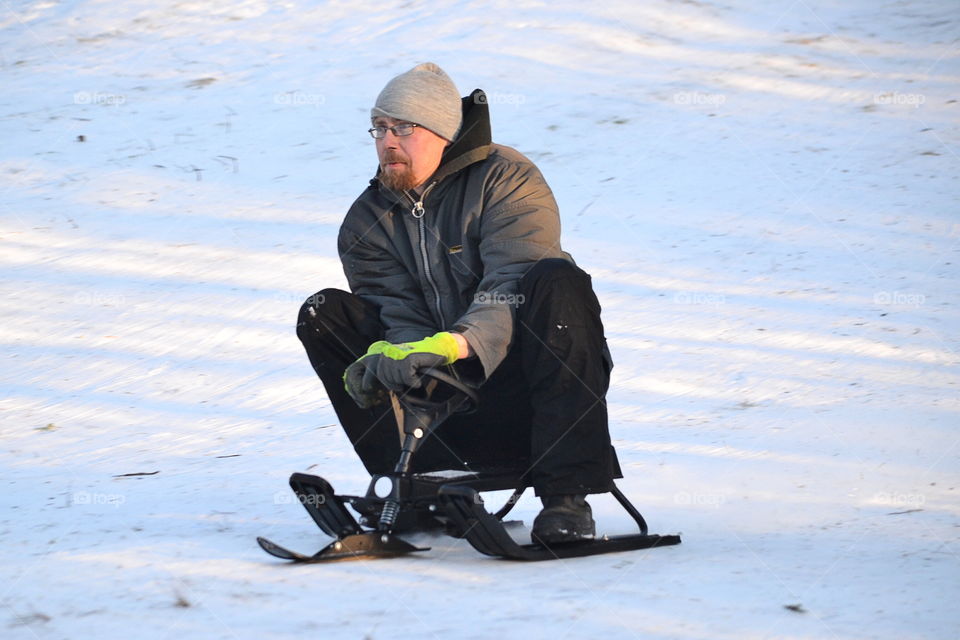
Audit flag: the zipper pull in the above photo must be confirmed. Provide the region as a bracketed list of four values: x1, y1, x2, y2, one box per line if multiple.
[409, 181, 437, 218]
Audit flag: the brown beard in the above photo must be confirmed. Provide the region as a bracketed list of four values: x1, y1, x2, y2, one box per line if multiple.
[379, 151, 418, 191]
[380, 165, 418, 191]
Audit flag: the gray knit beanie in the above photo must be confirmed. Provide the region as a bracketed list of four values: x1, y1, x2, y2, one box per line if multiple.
[371, 62, 462, 142]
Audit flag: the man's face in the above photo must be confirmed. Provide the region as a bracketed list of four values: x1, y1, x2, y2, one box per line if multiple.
[373, 116, 448, 191]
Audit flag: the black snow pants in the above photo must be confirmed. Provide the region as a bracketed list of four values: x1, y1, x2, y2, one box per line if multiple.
[296, 258, 620, 497]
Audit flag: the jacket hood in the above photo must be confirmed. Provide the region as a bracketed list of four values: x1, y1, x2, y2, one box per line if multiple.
[434, 89, 493, 180]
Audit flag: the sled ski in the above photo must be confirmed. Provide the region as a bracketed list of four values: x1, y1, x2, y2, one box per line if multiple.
[259, 368, 681, 562]
[257, 533, 428, 563]
[438, 485, 681, 561]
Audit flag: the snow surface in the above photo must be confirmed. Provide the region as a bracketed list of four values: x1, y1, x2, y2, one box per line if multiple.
[2, 1, 958, 638]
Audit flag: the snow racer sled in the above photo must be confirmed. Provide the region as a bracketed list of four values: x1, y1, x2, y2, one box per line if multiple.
[257, 369, 681, 562]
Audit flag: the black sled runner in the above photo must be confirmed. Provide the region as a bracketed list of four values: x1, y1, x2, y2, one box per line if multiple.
[257, 369, 681, 562]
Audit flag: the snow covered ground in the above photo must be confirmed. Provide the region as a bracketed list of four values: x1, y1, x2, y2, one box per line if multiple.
[2, 1, 958, 638]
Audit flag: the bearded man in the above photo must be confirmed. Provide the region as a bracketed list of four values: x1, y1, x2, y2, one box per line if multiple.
[297, 63, 620, 543]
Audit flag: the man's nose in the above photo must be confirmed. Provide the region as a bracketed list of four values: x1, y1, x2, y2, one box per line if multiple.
[377, 132, 399, 150]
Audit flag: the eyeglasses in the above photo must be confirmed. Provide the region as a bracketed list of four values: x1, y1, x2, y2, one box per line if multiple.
[368, 122, 420, 139]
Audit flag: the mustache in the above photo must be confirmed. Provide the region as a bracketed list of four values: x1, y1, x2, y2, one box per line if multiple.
[382, 151, 408, 165]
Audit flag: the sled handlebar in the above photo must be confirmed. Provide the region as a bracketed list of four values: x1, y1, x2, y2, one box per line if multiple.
[398, 367, 479, 414]
[422, 367, 479, 407]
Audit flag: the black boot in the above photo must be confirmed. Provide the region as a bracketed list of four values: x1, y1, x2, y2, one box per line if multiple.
[531, 494, 595, 544]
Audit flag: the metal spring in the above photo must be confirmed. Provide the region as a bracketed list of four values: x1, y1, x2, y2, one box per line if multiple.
[379, 500, 400, 529]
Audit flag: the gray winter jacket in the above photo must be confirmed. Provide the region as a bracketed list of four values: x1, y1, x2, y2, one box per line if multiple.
[338, 90, 573, 378]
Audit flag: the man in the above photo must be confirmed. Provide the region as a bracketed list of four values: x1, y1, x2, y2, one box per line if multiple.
[297, 62, 620, 543]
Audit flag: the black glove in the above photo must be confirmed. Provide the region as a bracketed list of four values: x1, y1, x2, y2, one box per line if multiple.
[373, 332, 460, 392]
[342, 341, 390, 408]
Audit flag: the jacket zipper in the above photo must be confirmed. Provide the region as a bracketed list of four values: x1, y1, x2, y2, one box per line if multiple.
[407, 182, 443, 324]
